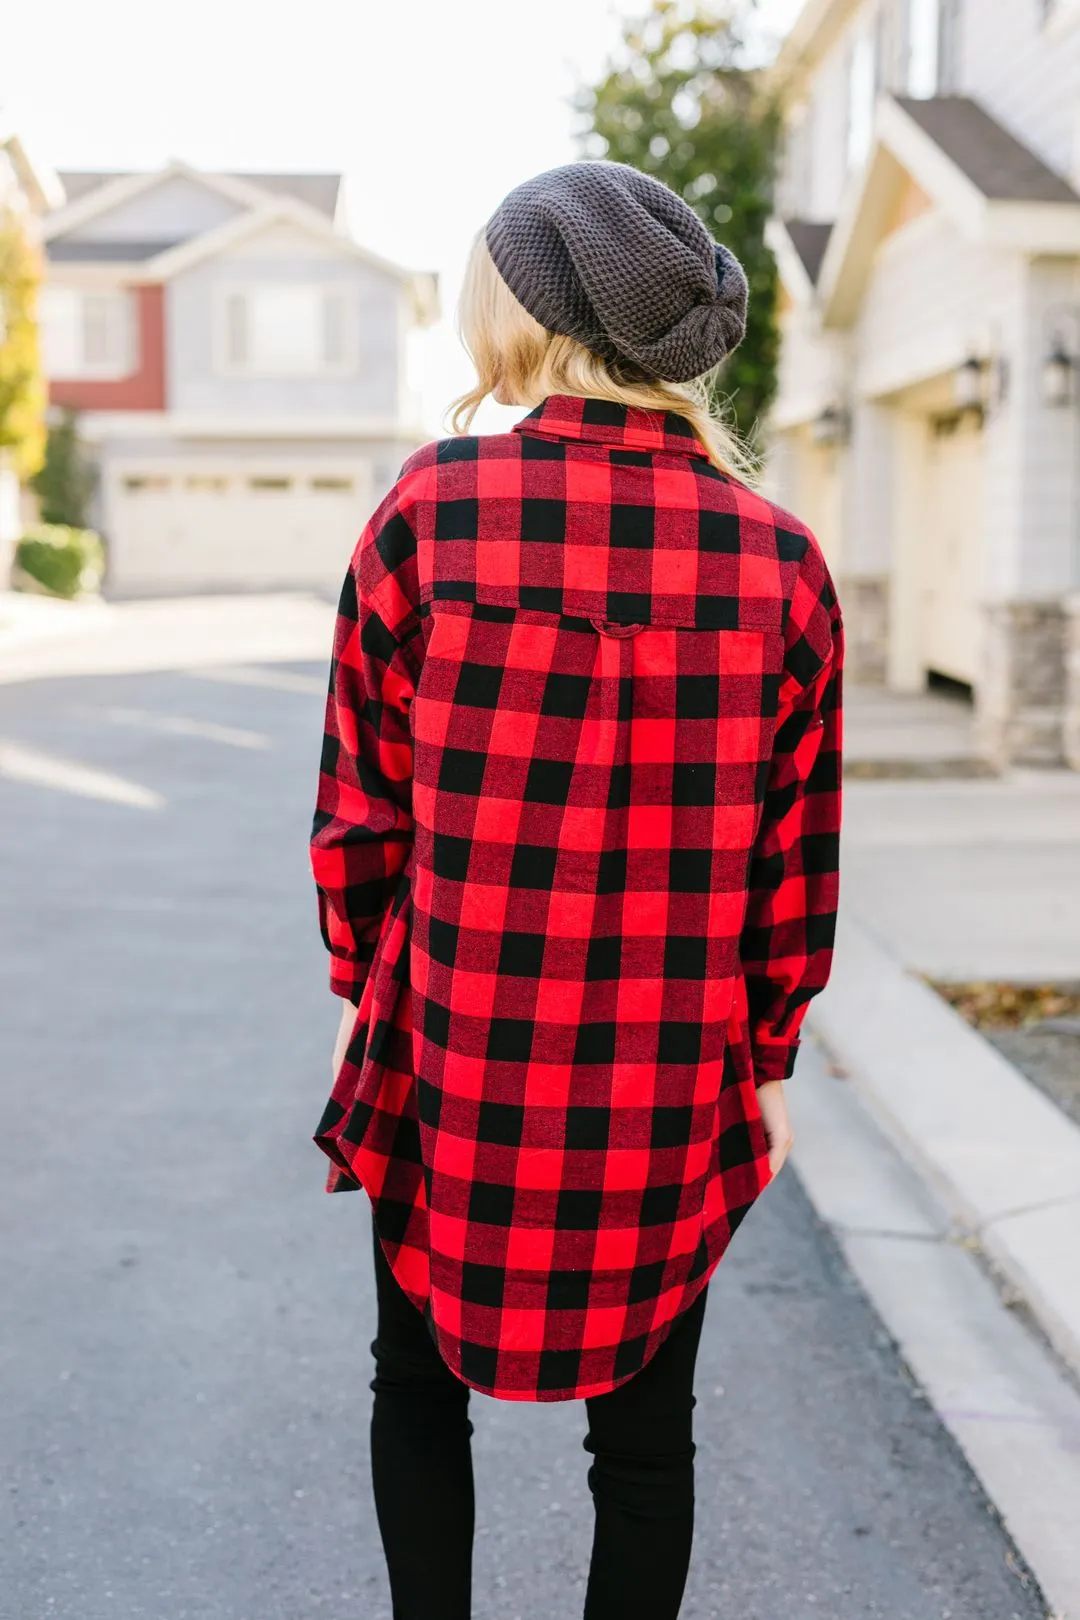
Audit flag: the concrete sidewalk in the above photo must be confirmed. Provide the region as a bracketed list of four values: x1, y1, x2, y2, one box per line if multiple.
[0, 588, 334, 684]
[810, 695, 1080, 1380]
[842, 768, 1080, 980]
[801, 694, 1080, 1611]
[844, 682, 984, 775]
[0, 588, 111, 651]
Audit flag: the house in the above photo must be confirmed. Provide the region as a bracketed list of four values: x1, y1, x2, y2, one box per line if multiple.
[766, 0, 1080, 768]
[39, 162, 438, 597]
[0, 131, 62, 573]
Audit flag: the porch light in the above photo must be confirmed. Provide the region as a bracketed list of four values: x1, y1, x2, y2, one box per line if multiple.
[954, 355, 985, 414]
[1042, 334, 1077, 408]
[810, 403, 849, 447]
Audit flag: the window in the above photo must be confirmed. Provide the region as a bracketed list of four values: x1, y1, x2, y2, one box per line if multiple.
[123, 475, 171, 493]
[902, 0, 962, 96]
[40, 287, 135, 379]
[907, 0, 940, 96]
[249, 476, 293, 491]
[847, 26, 877, 168]
[310, 476, 354, 492]
[217, 284, 355, 376]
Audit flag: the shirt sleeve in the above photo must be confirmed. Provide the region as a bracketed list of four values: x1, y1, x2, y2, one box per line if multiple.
[738, 535, 843, 1083]
[310, 481, 422, 1004]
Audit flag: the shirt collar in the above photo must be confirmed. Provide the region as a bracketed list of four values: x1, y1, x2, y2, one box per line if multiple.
[513, 394, 712, 461]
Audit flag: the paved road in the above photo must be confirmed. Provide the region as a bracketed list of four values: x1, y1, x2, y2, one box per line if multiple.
[0, 661, 1048, 1620]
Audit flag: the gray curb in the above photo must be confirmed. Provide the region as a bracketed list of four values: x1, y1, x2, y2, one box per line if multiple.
[808, 914, 1080, 1379]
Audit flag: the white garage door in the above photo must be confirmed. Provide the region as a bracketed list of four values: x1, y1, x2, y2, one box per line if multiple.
[106, 460, 373, 596]
[918, 416, 983, 686]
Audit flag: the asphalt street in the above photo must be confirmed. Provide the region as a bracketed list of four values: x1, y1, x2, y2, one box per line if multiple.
[0, 659, 1049, 1620]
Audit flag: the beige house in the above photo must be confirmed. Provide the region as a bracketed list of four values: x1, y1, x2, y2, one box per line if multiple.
[766, 0, 1080, 767]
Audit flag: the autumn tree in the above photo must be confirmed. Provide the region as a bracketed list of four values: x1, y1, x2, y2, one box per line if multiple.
[0, 206, 46, 480]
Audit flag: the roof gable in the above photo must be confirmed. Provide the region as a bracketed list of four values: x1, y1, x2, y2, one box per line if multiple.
[59, 174, 242, 247]
[143, 197, 440, 324]
[766, 217, 834, 304]
[784, 219, 833, 284]
[818, 94, 1080, 326]
[145, 196, 397, 277]
[55, 167, 342, 222]
[43, 164, 267, 244]
[880, 172, 934, 239]
[229, 172, 341, 219]
[893, 97, 1080, 205]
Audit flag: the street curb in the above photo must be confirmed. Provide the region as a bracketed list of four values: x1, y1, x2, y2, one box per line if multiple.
[807, 914, 1080, 1380]
[789, 1041, 1080, 1620]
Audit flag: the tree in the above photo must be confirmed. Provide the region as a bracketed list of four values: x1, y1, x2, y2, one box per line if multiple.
[0, 206, 46, 480]
[31, 409, 96, 529]
[578, 0, 780, 446]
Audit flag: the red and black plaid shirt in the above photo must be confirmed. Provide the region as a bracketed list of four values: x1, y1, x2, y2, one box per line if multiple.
[311, 395, 842, 1402]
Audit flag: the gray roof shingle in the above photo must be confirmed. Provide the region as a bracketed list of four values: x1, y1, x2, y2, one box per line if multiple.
[895, 97, 1080, 204]
[55, 168, 342, 217]
[230, 171, 341, 216]
[781, 218, 833, 285]
[47, 238, 184, 262]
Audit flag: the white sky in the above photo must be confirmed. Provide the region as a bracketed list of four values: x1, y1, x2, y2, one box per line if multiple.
[4, 0, 806, 434]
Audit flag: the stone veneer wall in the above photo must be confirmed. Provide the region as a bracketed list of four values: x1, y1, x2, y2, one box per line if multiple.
[975, 602, 1069, 768]
[1066, 595, 1080, 772]
[838, 576, 889, 685]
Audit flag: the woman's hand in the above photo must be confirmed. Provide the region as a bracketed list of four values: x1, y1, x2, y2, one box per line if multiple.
[756, 1080, 794, 1179]
[333, 998, 357, 1080]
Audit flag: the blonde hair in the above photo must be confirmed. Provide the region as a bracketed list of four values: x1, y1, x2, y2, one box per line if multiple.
[450, 234, 753, 483]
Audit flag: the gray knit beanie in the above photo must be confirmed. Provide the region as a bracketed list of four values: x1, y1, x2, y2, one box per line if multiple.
[485, 161, 748, 385]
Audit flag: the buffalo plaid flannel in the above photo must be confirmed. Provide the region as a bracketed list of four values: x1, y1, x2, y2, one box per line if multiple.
[311, 395, 842, 1402]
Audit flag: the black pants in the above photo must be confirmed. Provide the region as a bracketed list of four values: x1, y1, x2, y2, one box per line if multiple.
[369, 1228, 707, 1620]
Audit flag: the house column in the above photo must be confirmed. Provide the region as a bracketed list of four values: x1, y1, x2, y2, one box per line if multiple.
[841, 400, 894, 683]
[975, 257, 1080, 768]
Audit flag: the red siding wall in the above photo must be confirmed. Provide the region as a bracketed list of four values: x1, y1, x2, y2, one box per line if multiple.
[49, 284, 167, 411]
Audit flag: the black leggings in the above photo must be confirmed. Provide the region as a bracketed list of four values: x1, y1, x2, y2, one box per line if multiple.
[369, 1228, 708, 1620]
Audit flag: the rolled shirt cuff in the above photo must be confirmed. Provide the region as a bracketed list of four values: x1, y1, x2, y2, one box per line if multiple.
[751, 1039, 800, 1084]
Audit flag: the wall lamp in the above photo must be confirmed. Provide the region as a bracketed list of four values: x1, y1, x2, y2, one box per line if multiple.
[1042, 333, 1078, 408]
[810, 402, 850, 447]
[953, 355, 986, 417]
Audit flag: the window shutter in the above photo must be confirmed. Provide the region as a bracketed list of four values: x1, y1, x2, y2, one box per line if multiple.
[322, 291, 349, 367]
[225, 293, 248, 367]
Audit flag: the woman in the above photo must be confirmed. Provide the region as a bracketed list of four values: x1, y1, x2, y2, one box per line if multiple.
[310, 161, 843, 1620]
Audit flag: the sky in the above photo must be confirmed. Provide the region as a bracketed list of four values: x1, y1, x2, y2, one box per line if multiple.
[4, 0, 806, 433]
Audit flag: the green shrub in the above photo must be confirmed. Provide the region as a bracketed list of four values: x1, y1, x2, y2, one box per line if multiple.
[31, 410, 95, 528]
[15, 523, 104, 599]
